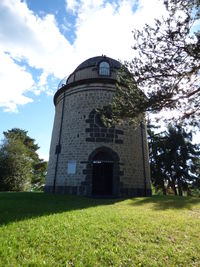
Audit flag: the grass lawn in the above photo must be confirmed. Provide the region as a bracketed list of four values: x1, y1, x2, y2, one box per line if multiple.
[0, 193, 199, 266]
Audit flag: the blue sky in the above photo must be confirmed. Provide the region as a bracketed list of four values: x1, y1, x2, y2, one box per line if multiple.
[0, 0, 199, 160]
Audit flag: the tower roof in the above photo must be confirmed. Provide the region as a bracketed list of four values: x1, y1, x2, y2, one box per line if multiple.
[55, 56, 121, 104]
[75, 56, 121, 71]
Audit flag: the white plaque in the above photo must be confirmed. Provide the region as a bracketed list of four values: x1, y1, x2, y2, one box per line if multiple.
[67, 160, 76, 174]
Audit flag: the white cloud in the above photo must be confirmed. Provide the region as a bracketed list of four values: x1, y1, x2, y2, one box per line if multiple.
[0, 0, 74, 77]
[69, 0, 167, 67]
[73, 0, 135, 61]
[65, 0, 79, 13]
[0, 50, 34, 112]
[0, 0, 75, 111]
[0, 0, 168, 112]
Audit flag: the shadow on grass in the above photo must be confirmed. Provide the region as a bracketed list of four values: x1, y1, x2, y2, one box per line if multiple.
[1, 193, 200, 226]
[130, 195, 200, 210]
[0, 192, 123, 226]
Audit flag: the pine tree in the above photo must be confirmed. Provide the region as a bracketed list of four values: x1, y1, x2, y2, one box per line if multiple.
[0, 138, 32, 191]
[0, 128, 47, 191]
[106, 0, 200, 127]
[148, 124, 200, 196]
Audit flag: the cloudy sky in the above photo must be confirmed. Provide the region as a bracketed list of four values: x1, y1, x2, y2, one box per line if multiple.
[0, 0, 197, 160]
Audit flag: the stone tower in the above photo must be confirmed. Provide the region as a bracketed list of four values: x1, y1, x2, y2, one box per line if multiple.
[45, 56, 151, 197]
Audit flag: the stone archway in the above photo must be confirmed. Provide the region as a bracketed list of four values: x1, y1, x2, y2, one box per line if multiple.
[83, 146, 120, 197]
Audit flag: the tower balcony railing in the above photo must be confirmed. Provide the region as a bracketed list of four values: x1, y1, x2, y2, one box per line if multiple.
[57, 76, 68, 90]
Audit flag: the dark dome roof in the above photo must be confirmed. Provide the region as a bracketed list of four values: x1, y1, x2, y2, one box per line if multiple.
[55, 56, 122, 104]
[75, 56, 121, 71]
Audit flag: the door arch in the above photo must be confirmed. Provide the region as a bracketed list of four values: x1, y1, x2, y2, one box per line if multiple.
[83, 146, 120, 197]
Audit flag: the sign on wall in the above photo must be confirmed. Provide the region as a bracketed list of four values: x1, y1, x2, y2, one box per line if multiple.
[67, 160, 76, 174]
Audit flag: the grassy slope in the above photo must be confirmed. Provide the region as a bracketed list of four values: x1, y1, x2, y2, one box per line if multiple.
[0, 193, 199, 267]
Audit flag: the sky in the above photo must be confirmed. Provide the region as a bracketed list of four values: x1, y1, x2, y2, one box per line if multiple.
[0, 0, 199, 161]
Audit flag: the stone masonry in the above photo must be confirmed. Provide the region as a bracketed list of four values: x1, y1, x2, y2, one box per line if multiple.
[45, 56, 152, 197]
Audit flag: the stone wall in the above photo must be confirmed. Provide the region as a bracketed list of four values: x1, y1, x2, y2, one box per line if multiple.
[45, 81, 151, 197]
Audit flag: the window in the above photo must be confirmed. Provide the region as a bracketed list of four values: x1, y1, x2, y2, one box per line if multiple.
[99, 61, 110, 76]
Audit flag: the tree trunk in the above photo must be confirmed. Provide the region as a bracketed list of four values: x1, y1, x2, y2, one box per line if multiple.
[177, 177, 183, 196]
[161, 180, 166, 195]
[173, 153, 182, 196]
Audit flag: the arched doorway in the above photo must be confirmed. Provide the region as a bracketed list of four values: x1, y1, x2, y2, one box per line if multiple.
[82, 147, 120, 197]
[92, 151, 114, 196]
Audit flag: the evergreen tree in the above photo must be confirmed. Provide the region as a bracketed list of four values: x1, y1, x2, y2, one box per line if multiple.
[148, 124, 167, 195]
[106, 0, 200, 127]
[4, 128, 39, 161]
[0, 138, 32, 191]
[32, 160, 47, 190]
[0, 128, 47, 191]
[148, 124, 200, 196]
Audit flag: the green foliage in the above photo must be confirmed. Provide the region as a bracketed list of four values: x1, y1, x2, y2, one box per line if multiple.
[0, 128, 47, 191]
[148, 123, 200, 196]
[100, 67, 146, 127]
[32, 160, 48, 190]
[0, 193, 200, 266]
[0, 139, 32, 191]
[108, 0, 200, 127]
[4, 128, 39, 158]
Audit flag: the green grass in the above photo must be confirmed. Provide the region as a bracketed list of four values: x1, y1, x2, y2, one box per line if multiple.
[0, 193, 200, 266]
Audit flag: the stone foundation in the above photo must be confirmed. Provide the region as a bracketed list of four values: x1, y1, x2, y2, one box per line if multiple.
[44, 185, 152, 198]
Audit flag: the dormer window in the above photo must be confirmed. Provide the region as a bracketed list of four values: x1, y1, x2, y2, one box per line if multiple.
[99, 61, 110, 76]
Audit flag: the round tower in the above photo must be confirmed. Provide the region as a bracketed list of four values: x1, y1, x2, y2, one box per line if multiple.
[45, 56, 151, 197]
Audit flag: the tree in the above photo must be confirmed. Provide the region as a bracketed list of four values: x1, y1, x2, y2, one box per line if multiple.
[107, 0, 200, 127]
[4, 128, 40, 161]
[148, 124, 167, 195]
[148, 124, 200, 196]
[190, 157, 200, 190]
[0, 128, 47, 191]
[0, 138, 32, 191]
[31, 160, 47, 190]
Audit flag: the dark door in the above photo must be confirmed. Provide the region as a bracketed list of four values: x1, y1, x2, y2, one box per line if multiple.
[92, 162, 113, 195]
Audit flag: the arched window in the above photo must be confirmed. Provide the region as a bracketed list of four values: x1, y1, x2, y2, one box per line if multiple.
[99, 61, 110, 76]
